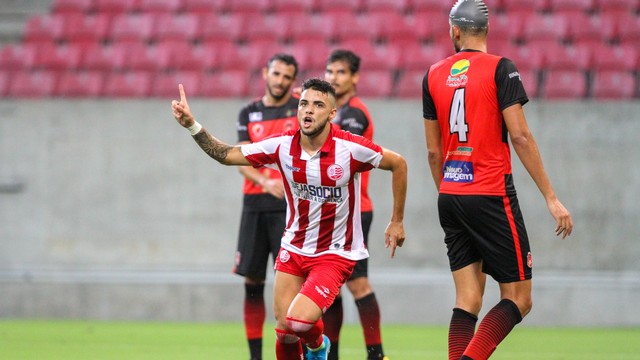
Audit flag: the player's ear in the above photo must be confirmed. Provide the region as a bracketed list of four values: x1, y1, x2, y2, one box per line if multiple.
[352, 72, 360, 86]
[262, 67, 268, 80]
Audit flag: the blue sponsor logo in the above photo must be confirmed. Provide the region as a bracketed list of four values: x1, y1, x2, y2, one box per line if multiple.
[442, 161, 474, 183]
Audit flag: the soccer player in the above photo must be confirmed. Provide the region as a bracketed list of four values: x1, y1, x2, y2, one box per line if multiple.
[422, 1, 574, 359]
[171, 78, 407, 360]
[323, 49, 388, 360]
[234, 53, 299, 360]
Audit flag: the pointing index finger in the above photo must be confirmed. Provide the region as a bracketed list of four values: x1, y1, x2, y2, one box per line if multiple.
[179, 83, 187, 103]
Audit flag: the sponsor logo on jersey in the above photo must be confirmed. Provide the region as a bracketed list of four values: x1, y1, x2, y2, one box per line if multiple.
[279, 249, 290, 263]
[447, 59, 470, 87]
[315, 285, 330, 299]
[509, 71, 522, 81]
[291, 182, 343, 203]
[327, 164, 344, 181]
[527, 252, 533, 268]
[248, 112, 263, 122]
[442, 160, 474, 183]
[285, 163, 301, 172]
[447, 146, 474, 157]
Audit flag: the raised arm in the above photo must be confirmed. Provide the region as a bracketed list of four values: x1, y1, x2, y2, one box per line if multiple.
[503, 103, 573, 239]
[171, 84, 250, 166]
[377, 147, 408, 258]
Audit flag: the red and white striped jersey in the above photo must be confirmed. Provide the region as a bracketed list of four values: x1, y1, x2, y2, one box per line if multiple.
[240, 125, 383, 260]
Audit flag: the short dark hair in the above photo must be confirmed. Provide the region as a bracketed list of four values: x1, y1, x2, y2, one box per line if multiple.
[267, 53, 299, 77]
[326, 49, 360, 74]
[301, 78, 336, 99]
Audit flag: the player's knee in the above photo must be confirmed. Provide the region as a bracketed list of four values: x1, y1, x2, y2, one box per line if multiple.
[457, 293, 483, 315]
[286, 316, 314, 335]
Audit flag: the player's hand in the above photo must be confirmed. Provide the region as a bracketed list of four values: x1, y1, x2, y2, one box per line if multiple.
[262, 178, 285, 199]
[547, 198, 573, 239]
[171, 84, 195, 128]
[385, 220, 405, 258]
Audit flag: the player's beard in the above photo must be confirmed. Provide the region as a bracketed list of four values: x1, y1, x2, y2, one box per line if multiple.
[267, 84, 290, 101]
[300, 117, 330, 138]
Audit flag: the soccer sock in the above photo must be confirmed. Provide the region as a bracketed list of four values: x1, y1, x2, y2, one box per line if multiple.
[355, 292, 385, 359]
[275, 328, 303, 360]
[286, 316, 325, 349]
[244, 283, 266, 359]
[448, 308, 478, 360]
[463, 299, 523, 360]
[323, 296, 343, 360]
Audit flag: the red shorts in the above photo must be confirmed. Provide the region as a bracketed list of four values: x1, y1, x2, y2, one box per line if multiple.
[275, 248, 356, 312]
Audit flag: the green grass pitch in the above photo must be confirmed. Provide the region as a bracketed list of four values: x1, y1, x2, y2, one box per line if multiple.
[1, 320, 639, 359]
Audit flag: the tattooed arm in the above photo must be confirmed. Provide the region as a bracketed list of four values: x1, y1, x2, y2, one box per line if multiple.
[172, 84, 250, 166]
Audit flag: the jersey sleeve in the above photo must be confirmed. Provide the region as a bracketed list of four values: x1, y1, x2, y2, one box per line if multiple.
[236, 106, 250, 143]
[240, 136, 282, 168]
[495, 57, 529, 110]
[422, 69, 437, 120]
[342, 131, 383, 172]
[338, 107, 369, 136]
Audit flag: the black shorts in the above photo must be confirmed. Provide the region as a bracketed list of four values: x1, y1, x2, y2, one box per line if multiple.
[438, 194, 532, 283]
[233, 209, 286, 279]
[348, 211, 373, 280]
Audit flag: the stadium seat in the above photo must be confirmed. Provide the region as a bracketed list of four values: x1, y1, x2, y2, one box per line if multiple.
[541, 70, 587, 99]
[227, 0, 272, 15]
[363, 0, 409, 16]
[567, 13, 616, 47]
[200, 71, 250, 97]
[315, 0, 362, 16]
[617, 14, 640, 47]
[413, 11, 451, 44]
[379, 13, 420, 46]
[521, 14, 569, 47]
[497, 44, 544, 72]
[216, 44, 268, 73]
[591, 44, 638, 72]
[243, 14, 291, 46]
[547, 0, 595, 16]
[126, 43, 174, 72]
[61, 13, 111, 44]
[489, 13, 525, 48]
[151, 70, 202, 98]
[151, 14, 199, 44]
[271, 0, 315, 15]
[137, 0, 184, 15]
[51, 0, 95, 15]
[401, 43, 449, 72]
[79, 43, 129, 72]
[0, 70, 10, 97]
[502, 0, 548, 15]
[333, 13, 382, 45]
[409, 0, 449, 17]
[591, 70, 637, 99]
[197, 13, 245, 46]
[168, 43, 218, 72]
[544, 44, 592, 71]
[0, 43, 38, 70]
[519, 69, 540, 98]
[108, 14, 154, 44]
[287, 41, 332, 75]
[595, 0, 638, 17]
[56, 70, 105, 97]
[354, 43, 401, 71]
[94, 0, 138, 16]
[288, 13, 336, 46]
[34, 43, 83, 72]
[9, 70, 58, 98]
[394, 69, 424, 98]
[103, 71, 153, 97]
[356, 70, 394, 97]
[182, 0, 227, 14]
[23, 14, 66, 44]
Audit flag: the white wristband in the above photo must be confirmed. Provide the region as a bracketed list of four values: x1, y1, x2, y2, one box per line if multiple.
[187, 121, 202, 136]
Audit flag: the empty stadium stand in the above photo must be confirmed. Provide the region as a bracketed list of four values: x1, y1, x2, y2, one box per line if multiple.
[0, 0, 637, 98]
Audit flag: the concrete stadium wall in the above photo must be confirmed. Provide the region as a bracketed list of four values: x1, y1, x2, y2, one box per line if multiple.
[0, 99, 639, 326]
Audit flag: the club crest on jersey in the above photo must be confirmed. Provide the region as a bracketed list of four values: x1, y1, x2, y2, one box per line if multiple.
[327, 164, 344, 181]
[248, 112, 262, 122]
[251, 123, 264, 138]
[279, 249, 290, 263]
[447, 59, 470, 87]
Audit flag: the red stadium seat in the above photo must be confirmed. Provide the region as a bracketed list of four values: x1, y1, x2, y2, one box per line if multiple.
[79, 43, 129, 71]
[363, 0, 409, 15]
[567, 13, 616, 47]
[356, 44, 402, 71]
[489, 13, 525, 48]
[34, 43, 83, 71]
[126, 43, 174, 72]
[287, 41, 332, 75]
[595, 0, 638, 17]
[547, 0, 594, 16]
[591, 44, 638, 72]
[94, 0, 138, 15]
[544, 44, 592, 71]
[243, 14, 291, 46]
[9, 70, 58, 98]
[315, 0, 362, 16]
[617, 14, 640, 47]
[200, 71, 250, 97]
[227, 0, 272, 15]
[108, 14, 154, 44]
[288, 13, 336, 46]
[23, 14, 66, 44]
[521, 14, 569, 47]
[61, 13, 111, 44]
[541, 70, 587, 99]
[519, 69, 540, 98]
[413, 11, 450, 44]
[0, 70, 10, 97]
[410, 0, 449, 17]
[197, 13, 245, 46]
[216, 44, 268, 73]
[401, 43, 450, 72]
[356, 70, 393, 97]
[103, 71, 152, 97]
[137, 0, 184, 15]
[168, 43, 218, 71]
[151, 70, 202, 97]
[56, 71, 105, 97]
[333, 13, 382, 45]
[0, 43, 38, 70]
[394, 69, 424, 98]
[182, 0, 227, 14]
[51, 0, 95, 14]
[591, 70, 637, 99]
[271, 0, 315, 15]
[151, 14, 199, 44]
[379, 13, 420, 46]
[502, 0, 548, 15]
[498, 44, 544, 72]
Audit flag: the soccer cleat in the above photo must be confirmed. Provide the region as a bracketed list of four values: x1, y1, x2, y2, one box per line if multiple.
[382, 357, 390, 360]
[305, 334, 330, 360]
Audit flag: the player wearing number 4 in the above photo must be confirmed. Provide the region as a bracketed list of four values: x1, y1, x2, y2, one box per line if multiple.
[422, 1, 574, 359]
[172, 78, 407, 360]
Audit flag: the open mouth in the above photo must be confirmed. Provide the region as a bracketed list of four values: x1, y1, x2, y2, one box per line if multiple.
[303, 116, 313, 127]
